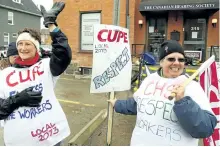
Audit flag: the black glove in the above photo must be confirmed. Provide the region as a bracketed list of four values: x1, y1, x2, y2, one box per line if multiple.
[0, 87, 43, 120]
[40, 2, 65, 28]
[11, 87, 43, 108]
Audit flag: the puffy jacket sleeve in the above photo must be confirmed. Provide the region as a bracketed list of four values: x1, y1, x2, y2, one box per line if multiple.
[114, 97, 137, 115]
[0, 98, 17, 120]
[49, 28, 72, 76]
[173, 81, 217, 138]
[0, 73, 13, 120]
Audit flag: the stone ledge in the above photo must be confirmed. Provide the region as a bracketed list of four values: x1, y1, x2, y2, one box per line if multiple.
[68, 109, 107, 146]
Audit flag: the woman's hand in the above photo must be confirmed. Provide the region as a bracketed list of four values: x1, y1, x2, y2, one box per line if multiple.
[40, 2, 65, 28]
[107, 98, 117, 107]
[171, 85, 185, 101]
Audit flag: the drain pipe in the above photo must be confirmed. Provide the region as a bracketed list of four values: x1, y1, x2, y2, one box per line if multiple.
[125, 0, 129, 28]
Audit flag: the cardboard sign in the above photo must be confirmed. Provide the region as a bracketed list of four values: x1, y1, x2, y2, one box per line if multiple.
[184, 50, 202, 61]
[0, 59, 70, 146]
[90, 24, 132, 93]
[131, 73, 207, 146]
[132, 96, 198, 146]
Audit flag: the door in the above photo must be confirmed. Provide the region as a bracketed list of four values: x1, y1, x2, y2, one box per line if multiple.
[148, 18, 167, 61]
[183, 18, 207, 61]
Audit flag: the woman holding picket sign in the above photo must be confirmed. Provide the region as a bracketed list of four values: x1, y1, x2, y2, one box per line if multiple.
[0, 1, 71, 146]
[108, 40, 217, 146]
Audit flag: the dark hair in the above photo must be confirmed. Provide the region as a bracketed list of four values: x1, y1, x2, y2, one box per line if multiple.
[7, 42, 18, 57]
[18, 28, 41, 44]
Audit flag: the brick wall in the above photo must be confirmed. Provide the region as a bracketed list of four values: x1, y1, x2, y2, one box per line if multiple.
[167, 11, 184, 45]
[55, 0, 137, 67]
[55, 0, 219, 66]
[207, 11, 219, 59]
[133, 0, 146, 55]
[207, 11, 219, 47]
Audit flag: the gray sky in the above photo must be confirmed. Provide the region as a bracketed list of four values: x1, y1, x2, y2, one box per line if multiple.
[32, 0, 53, 28]
[32, 0, 53, 10]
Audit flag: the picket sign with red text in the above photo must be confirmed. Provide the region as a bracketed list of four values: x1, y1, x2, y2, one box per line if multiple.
[0, 58, 70, 146]
[131, 72, 214, 146]
[199, 60, 220, 146]
[90, 24, 132, 93]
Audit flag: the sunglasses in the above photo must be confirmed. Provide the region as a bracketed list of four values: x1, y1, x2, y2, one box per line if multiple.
[166, 57, 185, 63]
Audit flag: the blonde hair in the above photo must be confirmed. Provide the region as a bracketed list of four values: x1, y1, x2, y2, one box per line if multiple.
[0, 58, 10, 70]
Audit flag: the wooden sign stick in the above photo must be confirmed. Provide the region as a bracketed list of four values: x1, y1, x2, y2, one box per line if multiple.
[106, 91, 115, 145]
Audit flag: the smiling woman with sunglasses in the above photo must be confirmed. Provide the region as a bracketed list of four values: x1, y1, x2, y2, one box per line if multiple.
[108, 40, 217, 146]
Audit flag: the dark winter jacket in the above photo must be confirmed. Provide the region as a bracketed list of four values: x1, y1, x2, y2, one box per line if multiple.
[114, 69, 217, 139]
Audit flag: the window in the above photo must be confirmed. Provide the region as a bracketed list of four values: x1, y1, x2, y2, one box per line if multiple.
[184, 18, 206, 41]
[80, 12, 101, 51]
[12, 0, 21, 4]
[8, 12, 14, 25]
[148, 18, 167, 61]
[12, 33, 18, 38]
[183, 18, 207, 61]
[4, 33, 10, 45]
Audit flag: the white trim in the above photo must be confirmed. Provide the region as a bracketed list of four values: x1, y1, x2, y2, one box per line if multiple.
[215, 121, 220, 129]
[215, 114, 220, 118]
[3, 32, 10, 45]
[12, 0, 21, 4]
[210, 102, 220, 108]
[215, 140, 220, 146]
[8, 11, 14, 25]
[12, 33, 18, 38]
[80, 12, 101, 51]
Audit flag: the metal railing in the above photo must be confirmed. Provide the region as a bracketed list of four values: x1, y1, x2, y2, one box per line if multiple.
[131, 44, 146, 63]
[208, 46, 219, 62]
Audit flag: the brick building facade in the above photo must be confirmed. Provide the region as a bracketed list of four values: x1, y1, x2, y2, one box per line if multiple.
[55, 0, 219, 67]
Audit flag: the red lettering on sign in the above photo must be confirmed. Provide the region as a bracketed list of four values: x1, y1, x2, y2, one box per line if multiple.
[144, 81, 154, 95]
[97, 29, 108, 42]
[97, 29, 128, 43]
[164, 84, 175, 99]
[31, 123, 59, 142]
[19, 70, 31, 83]
[143, 79, 182, 99]
[6, 70, 18, 87]
[153, 80, 167, 96]
[6, 62, 44, 87]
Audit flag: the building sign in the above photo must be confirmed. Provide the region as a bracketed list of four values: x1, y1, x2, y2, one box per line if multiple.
[184, 50, 202, 61]
[80, 13, 101, 51]
[139, 3, 219, 11]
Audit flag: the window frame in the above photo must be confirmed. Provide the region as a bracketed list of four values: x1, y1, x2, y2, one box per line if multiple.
[3, 33, 10, 45]
[12, 0, 21, 4]
[12, 33, 18, 38]
[79, 11, 101, 52]
[183, 17, 208, 62]
[8, 11, 14, 25]
[147, 16, 168, 61]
